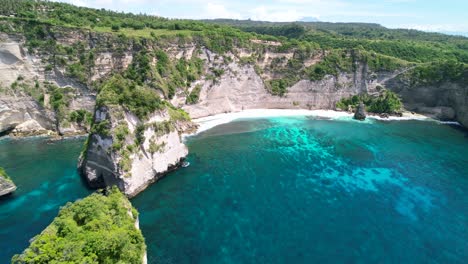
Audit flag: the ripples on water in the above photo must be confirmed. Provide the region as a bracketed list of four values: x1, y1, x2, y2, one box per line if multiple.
[134, 117, 468, 263]
[1, 118, 467, 263]
[0, 137, 91, 262]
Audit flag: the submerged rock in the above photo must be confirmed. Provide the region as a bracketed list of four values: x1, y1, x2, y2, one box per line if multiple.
[354, 102, 367, 121]
[0, 167, 16, 196]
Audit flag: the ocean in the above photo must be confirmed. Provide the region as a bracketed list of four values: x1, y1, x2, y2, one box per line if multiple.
[1, 117, 467, 263]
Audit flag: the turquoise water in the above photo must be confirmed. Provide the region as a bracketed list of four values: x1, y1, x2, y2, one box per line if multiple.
[0, 137, 91, 262]
[1, 118, 467, 263]
[132, 117, 468, 263]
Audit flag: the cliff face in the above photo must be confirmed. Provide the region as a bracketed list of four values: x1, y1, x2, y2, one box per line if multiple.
[386, 77, 468, 127]
[176, 50, 392, 118]
[1, 26, 467, 197]
[0, 34, 94, 137]
[79, 106, 191, 197]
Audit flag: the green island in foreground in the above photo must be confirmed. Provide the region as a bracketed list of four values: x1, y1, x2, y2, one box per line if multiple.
[11, 187, 146, 264]
[0, 167, 16, 197]
[0, 0, 467, 263]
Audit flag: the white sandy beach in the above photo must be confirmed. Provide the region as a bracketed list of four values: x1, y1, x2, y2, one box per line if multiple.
[188, 109, 438, 135]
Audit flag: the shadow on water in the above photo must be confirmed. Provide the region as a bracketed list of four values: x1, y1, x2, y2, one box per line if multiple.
[447, 123, 468, 137]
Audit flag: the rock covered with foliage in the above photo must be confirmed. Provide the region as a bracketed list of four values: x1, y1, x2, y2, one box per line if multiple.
[337, 89, 403, 116]
[354, 102, 367, 120]
[78, 74, 196, 197]
[11, 187, 146, 263]
[0, 167, 16, 196]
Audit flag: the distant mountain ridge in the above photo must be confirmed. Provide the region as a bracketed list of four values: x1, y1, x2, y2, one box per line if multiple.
[299, 16, 320, 22]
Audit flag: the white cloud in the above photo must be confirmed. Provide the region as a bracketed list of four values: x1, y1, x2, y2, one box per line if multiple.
[395, 23, 468, 33]
[203, 2, 242, 19]
[249, 6, 305, 22]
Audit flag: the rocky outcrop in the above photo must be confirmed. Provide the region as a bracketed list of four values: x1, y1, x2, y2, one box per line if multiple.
[0, 177, 16, 196]
[354, 102, 367, 120]
[0, 94, 54, 136]
[0, 34, 95, 137]
[0, 167, 16, 197]
[385, 78, 468, 127]
[79, 106, 191, 197]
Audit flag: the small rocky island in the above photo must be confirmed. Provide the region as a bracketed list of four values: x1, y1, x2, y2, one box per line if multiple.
[0, 167, 16, 197]
[12, 187, 147, 263]
[354, 102, 367, 120]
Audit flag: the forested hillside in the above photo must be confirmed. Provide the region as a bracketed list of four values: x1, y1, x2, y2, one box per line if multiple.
[204, 19, 468, 63]
[0, 0, 466, 118]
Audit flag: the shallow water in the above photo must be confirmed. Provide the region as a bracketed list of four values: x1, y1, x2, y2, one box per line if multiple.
[1, 118, 467, 263]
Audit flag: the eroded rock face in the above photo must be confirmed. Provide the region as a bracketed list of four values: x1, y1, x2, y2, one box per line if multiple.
[0, 35, 95, 137]
[0, 95, 54, 135]
[79, 107, 190, 197]
[386, 78, 468, 127]
[0, 178, 16, 196]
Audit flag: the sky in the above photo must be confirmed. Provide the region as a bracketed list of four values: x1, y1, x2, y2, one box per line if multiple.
[53, 0, 468, 35]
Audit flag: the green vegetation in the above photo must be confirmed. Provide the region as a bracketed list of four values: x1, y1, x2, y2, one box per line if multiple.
[186, 84, 202, 104]
[96, 74, 164, 120]
[206, 19, 468, 64]
[119, 149, 132, 174]
[0, 167, 12, 182]
[122, 48, 204, 99]
[2, 1, 466, 119]
[266, 79, 294, 96]
[406, 60, 468, 86]
[135, 124, 146, 146]
[0, 0, 257, 53]
[306, 49, 409, 81]
[307, 50, 354, 80]
[150, 121, 175, 136]
[69, 110, 93, 127]
[91, 120, 111, 137]
[168, 107, 191, 122]
[12, 187, 146, 264]
[148, 139, 165, 155]
[336, 90, 402, 114]
[111, 122, 130, 151]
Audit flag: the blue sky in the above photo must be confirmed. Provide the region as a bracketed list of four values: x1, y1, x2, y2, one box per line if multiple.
[54, 0, 468, 34]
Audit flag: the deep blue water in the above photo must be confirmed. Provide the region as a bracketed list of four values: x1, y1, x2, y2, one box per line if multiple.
[1, 118, 467, 263]
[0, 137, 91, 262]
[132, 117, 468, 264]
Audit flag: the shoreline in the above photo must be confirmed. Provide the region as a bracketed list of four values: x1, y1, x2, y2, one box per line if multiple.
[0, 133, 88, 142]
[189, 109, 451, 135]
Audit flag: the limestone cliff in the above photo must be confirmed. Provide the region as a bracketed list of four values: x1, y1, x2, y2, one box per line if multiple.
[79, 106, 193, 197]
[0, 33, 94, 137]
[386, 77, 468, 127]
[1, 24, 467, 197]
[175, 49, 395, 118]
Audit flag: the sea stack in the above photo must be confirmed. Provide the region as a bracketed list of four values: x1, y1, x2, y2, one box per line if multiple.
[354, 102, 367, 121]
